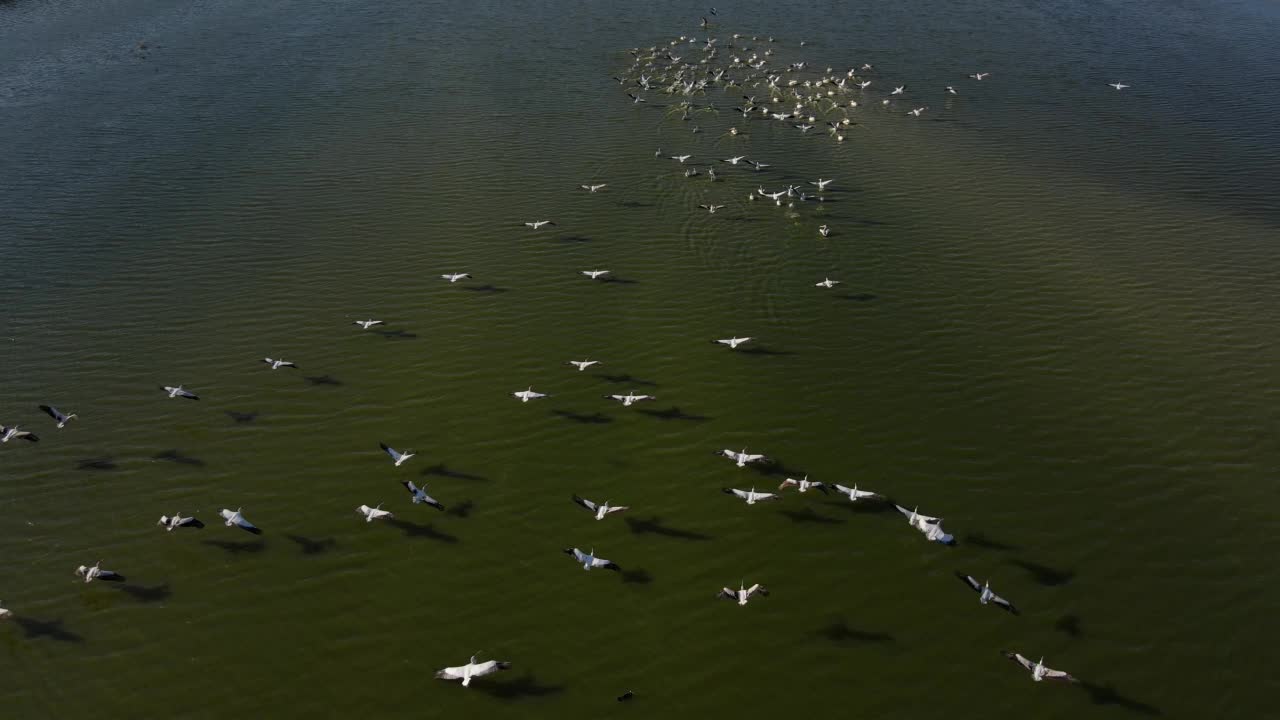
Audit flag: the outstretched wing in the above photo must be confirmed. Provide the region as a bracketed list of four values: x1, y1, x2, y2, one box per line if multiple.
[990, 593, 1019, 615]
[380, 443, 402, 462]
[1002, 651, 1035, 671]
[572, 495, 597, 513]
[435, 665, 466, 681]
[955, 572, 982, 593]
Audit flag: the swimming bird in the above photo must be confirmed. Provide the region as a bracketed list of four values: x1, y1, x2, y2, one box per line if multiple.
[581, 269, 611, 280]
[353, 319, 383, 329]
[75, 561, 123, 583]
[833, 483, 881, 502]
[379, 442, 415, 467]
[524, 220, 556, 229]
[969, 72, 990, 80]
[956, 573, 1019, 614]
[39, 405, 78, 428]
[699, 204, 726, 213]
[357, 504, 394, 522]
[1002, 652, 1077, 682]
[572, 495, 629, 520]
[722, 487, 780, 504]
[0, 425, 38, 443]
[891, 85, 905, 95]
[713, 336, 752, 349]
[607, 392, 655, 407]
[718, 581, 768, 605]
[810, 178, 834, 191]
[895, 504, 955, 545]
[435, 654, 512, 687]
[157, 513, 203, 531]
[581, 184, 608, 193]
[563, 547, 621, 571]
[400, 480, 445, 510]
[441, 273, 472, 283]
[1109, 82, 1129, 90]
[512, 387, 548, 402]
[779, 476, 828, 493]
[161, 385, 199, 400]
[219, 507, 262, 535]
[262, 358, 296, 370]
[670, 154, 693, 163]
[818, 225, 831, 237]
[567, 359, 600, 371]
[815, 278, 841, 288]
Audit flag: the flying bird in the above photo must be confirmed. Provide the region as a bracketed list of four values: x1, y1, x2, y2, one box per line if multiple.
[524, 220, 556, 229]
[606, 392, 655, 407]
[353, 319, 384, 329]
[161, 385, 199, 400]
[75, 561, 123, 583]
[435, 654, 512, 687]
[262, 358, 297, 370]
[219, 508, 262, 535]
[580, 184, 608, 193]
[441, 273, 472, 283]
[39, 405, 78, 428]
[572, 495, 629, 520]
[566, 359, 600, 371]
[0, 425, 38, 443]
[818, 225, 831, 237]
[891, 86, 905, 95]
[895, 504, 955, 545]
[722, 487, 780, 504]
[699, 204, 726, 214]
[815, 278, 841, 288]
[1002, 652, 1077, 682]
[779, 476, 828, 493]
[833, 484, 881, 502]
[0, 601, 10, 619]
[718, 448, 766, 467]
[380, 443, 415, 467]
[809, 178, 834, 191]
[512, 387, 549, 402]
[357, 504, 394, 522]
[157, 513, 204, 531]
[718, 581, 768, 605]
[956, 573, 1019, 614]
[713, 336, 752, 349]
[563, 547, 621, 571]
[969, 72, 990, 80]
[581, 269, 611, 280]
[400, 480, 445, 510]
[670, 154, 693, 163]
[1109, 82, 1129, 90]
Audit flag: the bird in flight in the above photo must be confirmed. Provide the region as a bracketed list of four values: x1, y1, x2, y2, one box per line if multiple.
[956, 573, 1019, 614]
[161, 385, 200, 400]
[699, 204, 726, 214]
[815, 278, 841, 288]
[779, 476, 828, 493]
[572, 495, 629, 521]
[1002, 652, 1077, 682]
[718, 581, 768, 606]
[606, 391, 655, 407]
[380, 443, 415, 467]
[353, 319, 383, 330]
[524, 220, 556, 229]
[581, 269, 611, 280]
[1, 425, 38, 443]
[563, 547, 621, 571]
[969, 72, 990, 80]
[441, 273, 472, 283]
[220, 507, 262, 535]
[512, 387, 549, 402]
[722, 487, 780, 505]
[435, 654, 512, 687]
[157, 513, 203, 531]
[713, 336, 752, 350]
[262, 357, 297, 370]
[39, 405, 78, 428]
[401, 480, 445, 510]
[566, 359, 600, 371]
[356, 504, 394, 523]
[580, 183, 608, 193]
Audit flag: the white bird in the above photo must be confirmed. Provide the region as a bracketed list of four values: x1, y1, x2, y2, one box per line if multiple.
[39, 405, 78, 428]
[512, 387, 548, 402]
[441, 273, 472, 283]
[818, 225, 831, 237]
[719, 448, 766, 467]
[956, 573, 1019, 614]
[779, 476, 828, 493]
[1109, 82, 1129, 90]
[750, 160, 770, 172]
[0, 425, 38, 443]
[722, 487, 780, 504]
[581, 269, 611, 280]
[572, 495, 629, 520]
[699, 204, 726, 214]
[75, 561, 123, 583]
[0, 601, 10, 619]
[946, 85, 957, 95]
[262, 357, 297, 370]
[607, 392, 655, 407]
[891, 85, 905, 95]
[833, 483, 881, 502]
[722, 155, 747, 165]
[524, 220, 556, 229]
[400, 480, 445, 510]
[157, 513, 203, 531]
[718, 581, 768, 606]
[857, 80, 872, 89]
[815, 278, 841, 288]
[895, 504, 955, 545]
[219, 507, 262, 535]
[1003, 652, 1077, 683]
[713, 336, 752, 349]
[353, 319, 384, 329]
[161, 385, 199, 400]
[809, 178, 834, 191]
[435, 654, 512, 687]
[379, 442, 415, 467]
[357, 504, 394, 522]
[562, 547, 621, 571]
[969, 72, 990, 80]
[580, 184, 608, 193]
[908, 107, 925, 116]
[566, 359, 600, 371]
[670, 154, 693, 163]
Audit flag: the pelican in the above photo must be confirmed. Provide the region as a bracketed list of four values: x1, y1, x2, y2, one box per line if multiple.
[722, 155, 747, 164]
[1109, 82, 1129, 90]
[857, 80, 872, 89]
[400, 480, 445, 510]
[722, 487, 780, 504]
[157, 513, 203, 531]
[758, 188, 786, 202]
[0, 601, 9, 619]
[1002, 652, 1077, 682]
[815, 278, 841, 288]
[572, 495, 629, 520]
[719, 448, 765, 467]
[670, 154, 693, 163]
[894, 504, 955, 545]
[891, 85, 905, 95]
[75, 561, 123, 583]
[357, 504, 394, 522]
[566, 359, 600, 372]
[581, 269, 611, 280]
[627, 92, 646, 104]
[379, 442, 415, 467]
[908, 107, 925, 116]
[262, 358, 296, 370]
[750, 160, 770, 171]
[699, 204, 726, 213]
[718, 581, 768, 605]
[956, 573, 1019, 614]
[0, 425, 38, 443]
[969, 72, 990, 80]
[580, 184, 608, 193]
[779, 476, 828, 493]
[713, 336, 752, 349]
[512, 387, 548, 402]
[435, 654, 512, 687]
[818, 225, 831, 237]
[562, 547, 621, 571]
[39, 405, 78, 428]
[161, 385, 199, 400]
[524, 220, 555, 229]
[353, 319, 383, 329]
[607, 392, 655, 407]
[946, 85, 957, 94]
[441, 273, 472, 283]
[833, 483, 881, 502]
[219, 507, 262, 535]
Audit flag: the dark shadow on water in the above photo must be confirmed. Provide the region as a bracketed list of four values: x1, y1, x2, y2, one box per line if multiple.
[14, 616, 84, 643]
[226, 411, 259, 424]
[597, 373, 658, 387]
[778, 507, 843, 525]
[748, 459, 803, 478]
[153, 449, 205, 467]
[373, 329, 417, 340]
[304, 375, 343, 387]
[828, 497, 896, 515]
[286, 534, 337, 555]
[116, 583, 171, 603]
[464, 284, 509, 293]
[445, 500, 474, 519]
[78, 457, 118, 471]
[621, 568, 653, 585]
[1009, 559, 1075, 586]
[964, 532, 1020, 552]
[423, 463, 488, 482]
[840, 293, 878, 302]
[600, 276, 639, 285]
[557, 234, 593, 243]
[636, 405, 711, 422]
[202, 539, 266, 555]
[385, 518, 458, 544]
[1079, 681, 1162, 716]
[736, 345, 794, 356]
[624, 515, 712, 541]
[616, 200, 653, 209]
[472, 673, 566, 701]
[1055, 614, 1084, 638]
[551, 409, 613, 425]
[816, 620, 894, 645]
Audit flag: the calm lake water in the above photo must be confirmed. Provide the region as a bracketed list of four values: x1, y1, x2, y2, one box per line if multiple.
[2, 0, 1278, 717]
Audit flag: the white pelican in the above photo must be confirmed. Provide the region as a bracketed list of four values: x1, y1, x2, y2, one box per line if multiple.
[722, 487, 780, 504]
[969, 72, 990, 80]
[946, 85, 957, 95]
[858, 80, 872, 89]
[891, 85, 905, 95]
[441, 273, 472, 283]
[357, 504, 394, 522]
[713, 336, 752, 349]
[524, 220, 556, 229]
[75, 561, 123, 583]
[750, 160, 770, 172]
[435, 654, 512, 687]
[670, 154, 693, 163]
[512, 387, 548, 402]
[379, 442, 415, 467]
[161, 385, 199, 400]
[219, 507, 262, 535]
[818, 225, 831, 237]
[718, 581, 768, 605]
[157, 513, 203, 531]
[400, 480, 445, 510]
[956, 573, 1019, 614]
[0, 601, 10, 619]
[262, 358, 296, 370]
[894, 504, 955, 545]
[1002, 652, 1077, 682]
[0, 425, 38, 443]
[810, 178, 834, 191]
[758, 188, 786, 201]
[815, 278, 840, 288]
[566, 359, 600, 371]
[779, 476, 828, 493]
[572, 495, 629, 520]
[562, 547, 621, 571]
[699, 204, 726, 213]
[607, 392, 655, 407]
[908, 107, 925, 116]
[833, 483, 881, 502]
[580, 184, 608, 192]
[581, 269, 611, 280]
[39, 405, 78, 428]
[718, 448, 766, 467]
[722, 155, 746, 165]
[353, 319, 384, 329]
[1109, 82, 1129, 90]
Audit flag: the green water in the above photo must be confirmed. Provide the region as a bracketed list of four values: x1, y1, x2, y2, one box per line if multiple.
[2, 0, 1279, 717]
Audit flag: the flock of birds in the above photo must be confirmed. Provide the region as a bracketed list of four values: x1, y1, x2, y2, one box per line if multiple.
[0, 11, 1143, 700]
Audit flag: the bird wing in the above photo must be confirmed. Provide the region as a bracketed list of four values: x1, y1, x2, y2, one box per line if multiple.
[570, 548, 589, 563]
[755, 492, 780, 501]
[591, 556, 620, 570]
[726, 488, 749, 499]
[39, 405, 65, 422]
[743, 453, 765, 463]
[435, 665, 466, 680]
[470, 660, 507, 677]
[605, 505, 629, 515]
[956, 572, 982, 593]
[1003, 651, 1035, 670]
[991, 593, 1019, 614]
[401, 480, 418, 496]
[380, 443, 402, 461]
[572, 495, 598, 512]
[1042, 667, 1075, 681]
[608, 395, 626, 402]
[717, 588, 736, 600]
[745, 583, 762, 597]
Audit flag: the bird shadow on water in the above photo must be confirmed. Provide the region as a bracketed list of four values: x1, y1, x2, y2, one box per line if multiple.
[600, 276, 639, 285]
[840, 292, 878, 302]
[304, 375, 343, 387]
[557, 234, 593, 243]
[636, 405, 711, 422]
[472, 674, 566, 701]
[551, 409, 613, 425]
[116, 583, 171, 603]
[77, 457, 118, 471]
[749, 459, 803, 479]
[152, 449, 205, 467]
[778, 507, 844, 525]
[14, 616, 84, 643]
[736, 345, 794, 357]
[625, 515, 712, 541]
[226, 411, 259, 424]
[1079, 681, 1162, 716]
[202, 539, 266, 555]
[621, 568, 653, 585]
[828, 498, 896, 515]
[597, 373, 658, 387]
[372, 329, 417, 340]
[446, 500, 475, 519]
[1009, 559, 1075, 586]
[815, 620, 894, 645]
[286, 534, 338, 555]
[463, 284, 509, 293]
[964, 532, 1020, 551]
[423, 464, 488, 482]
[1055, 614, 1083, 638]
[385, 519, 458, 544]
